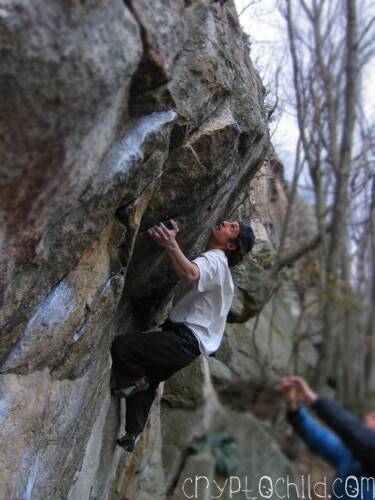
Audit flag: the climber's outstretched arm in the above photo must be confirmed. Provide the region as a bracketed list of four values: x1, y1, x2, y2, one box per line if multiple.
[148, 220, 200, 284]
[281, 376, 375, 472]
[312, 397, 375, 471]
[287, 404, 352, 468]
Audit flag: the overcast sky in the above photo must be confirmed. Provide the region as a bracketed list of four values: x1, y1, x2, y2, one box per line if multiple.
[234, 0, 375, 186]
[234, 0, 298, 176]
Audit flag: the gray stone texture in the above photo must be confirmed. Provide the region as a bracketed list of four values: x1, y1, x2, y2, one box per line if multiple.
[0, 1, 305, 499]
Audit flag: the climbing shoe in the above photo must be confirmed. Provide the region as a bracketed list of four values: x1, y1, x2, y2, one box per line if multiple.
[111, 378, 149, 398]
[117, 433, 140, 453]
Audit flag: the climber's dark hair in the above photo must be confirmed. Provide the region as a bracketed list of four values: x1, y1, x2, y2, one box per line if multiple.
[226, 221, 255, 267]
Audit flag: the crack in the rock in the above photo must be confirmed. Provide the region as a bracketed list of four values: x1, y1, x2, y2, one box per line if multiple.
[124, 0, 176, 117]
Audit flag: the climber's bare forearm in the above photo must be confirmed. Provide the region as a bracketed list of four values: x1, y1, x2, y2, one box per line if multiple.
[147, 221, 199, 284]
[166, 241, 200, 283]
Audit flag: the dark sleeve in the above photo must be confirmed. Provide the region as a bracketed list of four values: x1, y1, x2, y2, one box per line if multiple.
[312, 396, 375, 472]
[287, 404, 352, 468]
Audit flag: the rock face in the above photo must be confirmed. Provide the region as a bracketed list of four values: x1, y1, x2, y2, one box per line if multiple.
[0, 1, 292, 499]
[134, 357, 299, 500]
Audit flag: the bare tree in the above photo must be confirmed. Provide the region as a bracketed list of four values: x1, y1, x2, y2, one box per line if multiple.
[236, 0, 375, 399]
[282, 0, 361, 390]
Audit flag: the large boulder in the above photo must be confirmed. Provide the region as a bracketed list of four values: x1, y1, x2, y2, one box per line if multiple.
[0, 1, 275, 498]
[169, 408, 299, 500]
[218, 288, 318, 384]
[160, 358, 299, 500]
[0, 0, 143, 363]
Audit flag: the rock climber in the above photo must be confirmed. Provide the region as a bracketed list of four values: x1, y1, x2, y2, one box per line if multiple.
[280, 376, 375, 499]
[111, 218, 255, 452]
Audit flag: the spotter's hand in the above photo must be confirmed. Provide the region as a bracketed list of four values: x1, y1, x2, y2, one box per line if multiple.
[279, 377, 299, 411]
[280, 376, 318, 406]
[147, 219, 180, 249]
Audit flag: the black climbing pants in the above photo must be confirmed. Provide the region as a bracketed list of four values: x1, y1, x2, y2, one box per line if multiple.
[110, 320, 201, 436]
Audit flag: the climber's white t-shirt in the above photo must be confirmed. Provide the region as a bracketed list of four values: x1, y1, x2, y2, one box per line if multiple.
[169, 249, 234, 357]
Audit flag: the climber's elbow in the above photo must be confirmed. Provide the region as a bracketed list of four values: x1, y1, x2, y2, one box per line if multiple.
[182, 263, 200, 284]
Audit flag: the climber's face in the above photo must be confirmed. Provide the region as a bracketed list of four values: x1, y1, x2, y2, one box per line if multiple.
[210, 220, 240, 252]
[364, 411, 375, 430]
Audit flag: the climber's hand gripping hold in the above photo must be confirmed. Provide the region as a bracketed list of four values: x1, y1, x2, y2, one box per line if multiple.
[147, 219, 180, 250]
